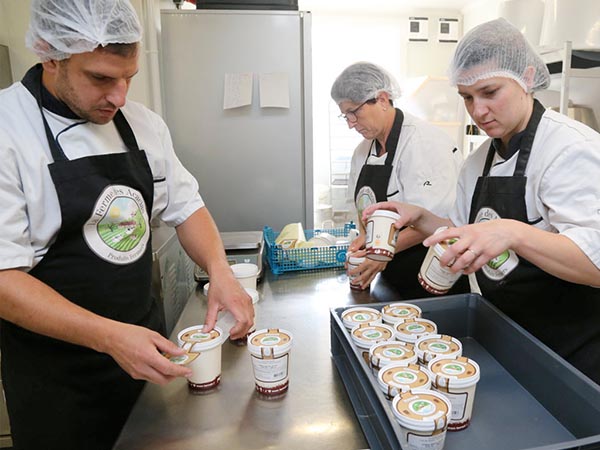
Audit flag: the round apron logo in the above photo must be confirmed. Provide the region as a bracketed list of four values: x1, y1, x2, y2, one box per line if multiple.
[474, 207, 519, 280]
[356, 186, 377, 219]
[83, 184, 149, 265]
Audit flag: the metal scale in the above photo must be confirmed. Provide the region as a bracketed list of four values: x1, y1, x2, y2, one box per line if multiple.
[194, 231, 264, 283]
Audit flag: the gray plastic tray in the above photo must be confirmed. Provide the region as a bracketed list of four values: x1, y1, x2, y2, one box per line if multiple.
[330, 294, 600, 450]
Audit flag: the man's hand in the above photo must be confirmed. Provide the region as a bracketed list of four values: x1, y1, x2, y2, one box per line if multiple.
[102, 321, 192, 385]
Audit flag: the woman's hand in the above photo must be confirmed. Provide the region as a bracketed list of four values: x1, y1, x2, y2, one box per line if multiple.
[347, 233, 366, 255]
[349, 257, 387, 289]
[362, 201, 449, 236]
[346, 233, 384, 289]
[422, 219, 518, 274]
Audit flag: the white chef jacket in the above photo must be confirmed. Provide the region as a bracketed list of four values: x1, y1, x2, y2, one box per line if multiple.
[347, 112, 463, 217]
[449, 108, 600, 269]
[0, 81, 204, 271]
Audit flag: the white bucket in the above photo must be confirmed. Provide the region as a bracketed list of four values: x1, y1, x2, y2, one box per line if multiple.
[247, 328, 293, 396]
[392, 388, 452, 450]
[428, 355, 481, 431]
[231, 263, 259, 290]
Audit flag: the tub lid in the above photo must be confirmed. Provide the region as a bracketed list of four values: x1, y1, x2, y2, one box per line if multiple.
[369, 210, 401, 221]
[369, 340, 417, 365]
[341, 307, 382, 328]
[178, 326, 224, 351]
[428, 356, 481, 389]
[248, 328, 293, 357]
[351, 323, 395, 348]
[394, 318, 437, 342]
[382, 302, 422, 323]
[392, 388, 452, 432]
[164, 352, 200, 365]
[415, 334, 462, 360]
[378, 363, 432, 393]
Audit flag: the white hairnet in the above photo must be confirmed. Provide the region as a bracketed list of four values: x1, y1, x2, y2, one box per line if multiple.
[26, 0, 142, 62]
[331, 62, 401, 104]
[448, 18, 550, 93]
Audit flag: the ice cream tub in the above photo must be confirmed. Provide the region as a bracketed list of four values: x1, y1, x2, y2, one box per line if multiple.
[392, 388, 452, 450]
[418, 227, 463, 295]
[394, 317, 438, 345]
[346, 253, 367, 291]
[177, 325, 224, 392]
[369, 340, 417, 373]
[428, 355, 481, 431]
[247, 328, 293, 396]
[377, 363, 432, 400]
[365, 210, 400, 262]
[381, 302, 422, 325]
[415, 334, 462, 367]
[341, 306, 382, 330]
[351, 323, 395, 365]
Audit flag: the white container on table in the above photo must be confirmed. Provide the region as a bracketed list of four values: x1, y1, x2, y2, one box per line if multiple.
[247, 328, 293, 396]
[177, 325, 224, 392]
[365, 210, 400, 261]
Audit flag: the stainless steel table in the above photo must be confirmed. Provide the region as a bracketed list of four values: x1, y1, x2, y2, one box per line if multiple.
[114, 269, 401, 450]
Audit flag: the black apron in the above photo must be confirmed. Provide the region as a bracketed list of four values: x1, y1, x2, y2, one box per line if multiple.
[354, 109, 468, 299]
[469, 99, 600, 384]
[1, 65, 162, 450]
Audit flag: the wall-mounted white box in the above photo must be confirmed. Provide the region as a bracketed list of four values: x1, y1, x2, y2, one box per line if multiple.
[408, 17, 429, 42]
[438, 18, 459, 43]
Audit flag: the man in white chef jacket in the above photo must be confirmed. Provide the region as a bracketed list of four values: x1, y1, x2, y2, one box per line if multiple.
[0, 1, 254, 449]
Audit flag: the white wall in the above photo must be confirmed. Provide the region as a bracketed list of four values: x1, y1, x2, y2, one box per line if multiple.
[461, 0, 501, 33]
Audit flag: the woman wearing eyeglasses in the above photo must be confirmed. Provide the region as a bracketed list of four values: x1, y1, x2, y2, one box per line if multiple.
[331, 61, 466, 297]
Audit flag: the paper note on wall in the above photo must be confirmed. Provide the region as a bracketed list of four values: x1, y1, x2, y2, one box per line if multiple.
[259, 72, 290, 108]
[223, 72, 253, 109]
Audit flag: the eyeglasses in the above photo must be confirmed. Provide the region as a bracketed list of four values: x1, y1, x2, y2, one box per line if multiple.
[338, 98, 377, 123]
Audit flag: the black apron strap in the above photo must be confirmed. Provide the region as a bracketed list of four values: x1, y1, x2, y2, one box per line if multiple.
[113, 109, 141, 152]
[514, 100, 545, 176]
[355, 108, 405, 200]
[481, 99, 546, 177]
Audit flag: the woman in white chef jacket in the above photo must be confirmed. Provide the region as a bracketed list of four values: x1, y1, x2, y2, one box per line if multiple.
[364, 19, 600, 384]
[331, 62, 467, 298]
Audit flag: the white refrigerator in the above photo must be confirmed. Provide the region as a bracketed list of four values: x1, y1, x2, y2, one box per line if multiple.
[159, 9, 313, 232]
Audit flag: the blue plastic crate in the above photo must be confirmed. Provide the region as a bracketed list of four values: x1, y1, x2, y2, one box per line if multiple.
[263, 223, 356, 275]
